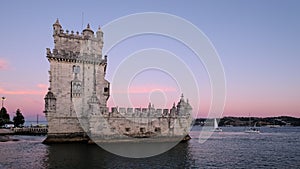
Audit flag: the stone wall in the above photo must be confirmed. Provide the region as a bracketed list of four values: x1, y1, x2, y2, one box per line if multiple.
[86, 98, 193, 141]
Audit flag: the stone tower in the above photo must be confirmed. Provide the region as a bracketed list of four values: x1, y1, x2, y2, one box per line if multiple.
[43, 19, 110, 143]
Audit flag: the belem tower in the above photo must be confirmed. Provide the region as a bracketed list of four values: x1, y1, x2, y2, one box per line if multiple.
[43, 19, 193, 143]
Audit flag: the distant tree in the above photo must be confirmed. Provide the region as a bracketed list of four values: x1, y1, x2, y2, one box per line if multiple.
[0, 107, 10, 126]
[13, 109, 25, 127]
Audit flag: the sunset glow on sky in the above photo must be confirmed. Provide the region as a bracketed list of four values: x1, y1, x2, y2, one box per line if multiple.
[0, 1, 299, 120]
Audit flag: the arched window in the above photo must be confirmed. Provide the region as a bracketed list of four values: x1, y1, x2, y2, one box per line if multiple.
[73, 65, 80, 74]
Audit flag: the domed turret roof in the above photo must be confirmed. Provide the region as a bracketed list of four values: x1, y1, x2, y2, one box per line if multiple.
[177, 94, 186, 106]
[83, 23, 94, 34]
[97, 25, 102, 32]
[53, 18, 62, 28]
[45, 90, 55, 99]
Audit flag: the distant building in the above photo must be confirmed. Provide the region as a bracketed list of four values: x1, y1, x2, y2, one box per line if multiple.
[4, 124, 14, 128]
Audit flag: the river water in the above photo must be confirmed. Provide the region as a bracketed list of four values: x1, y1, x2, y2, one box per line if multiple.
[0, 127, 299, 169]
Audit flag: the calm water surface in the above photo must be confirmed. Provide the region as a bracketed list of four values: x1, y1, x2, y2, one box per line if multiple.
[0, 127, 299, 169]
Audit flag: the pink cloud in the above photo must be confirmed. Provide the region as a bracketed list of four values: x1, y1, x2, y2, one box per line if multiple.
[0, 83, 48, 95]
[129, 85, 177, 94]
[112, 85, 178, 94]
[37, 83, 48, 90]
[0, 88, 44, 95]
[0, 58, 9, 70]
[108, 85, 181, 109]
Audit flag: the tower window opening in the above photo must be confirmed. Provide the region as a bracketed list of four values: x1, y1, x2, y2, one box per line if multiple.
[104, 87, 109, 92]
[155, 127, 161, 133]
[140, 127, 145, 133]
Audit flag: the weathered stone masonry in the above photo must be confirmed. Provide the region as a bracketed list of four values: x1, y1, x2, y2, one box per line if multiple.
[43, 19, 192, 143]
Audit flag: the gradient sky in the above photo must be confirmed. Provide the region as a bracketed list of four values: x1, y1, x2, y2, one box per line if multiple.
[0, 0, 299, 121]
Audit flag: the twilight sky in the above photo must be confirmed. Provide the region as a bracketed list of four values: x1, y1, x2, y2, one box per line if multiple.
[0, 0, 299, 120]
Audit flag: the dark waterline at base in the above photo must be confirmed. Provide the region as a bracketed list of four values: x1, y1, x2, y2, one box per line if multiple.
[1, 127, 300, 169]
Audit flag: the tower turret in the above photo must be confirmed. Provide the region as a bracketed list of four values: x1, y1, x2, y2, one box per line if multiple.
[82, 24, 94, 38]
[53, 19, 62, 35]
[185, 99, 192, 116]
[96, 26, 103, 39]
[170, 102, 177, 117]
[177, 94, 186, 116]
[44, 88, 56, 116]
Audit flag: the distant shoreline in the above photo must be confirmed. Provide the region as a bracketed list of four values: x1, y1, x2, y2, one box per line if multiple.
[0, 127, 47, 136]
[194, 116, 300, 126]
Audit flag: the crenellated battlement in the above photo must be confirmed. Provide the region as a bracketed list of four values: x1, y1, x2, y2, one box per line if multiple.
[85, 95, 193, 141]
[49, 19, 104, 61]
[106, 96, 192, 118]
[52, 19, 103, 41]
[46, 48, 107, 64]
